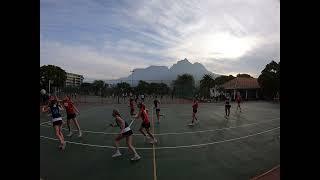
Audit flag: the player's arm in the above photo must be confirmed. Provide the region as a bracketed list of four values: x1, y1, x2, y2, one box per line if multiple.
[116, 117, 125, 133]
[72, 103, 80, 114]
[42, 105, 49, 113]
[58, 104, 64, 111]
[134, 110, 141, 119]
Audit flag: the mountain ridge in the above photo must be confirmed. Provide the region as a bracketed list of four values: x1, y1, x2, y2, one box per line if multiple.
[103, 58, 220, 86]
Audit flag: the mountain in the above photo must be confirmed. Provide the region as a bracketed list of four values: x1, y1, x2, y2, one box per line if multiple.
[170, 59, 213, 80]
[106, 58, 219, 86]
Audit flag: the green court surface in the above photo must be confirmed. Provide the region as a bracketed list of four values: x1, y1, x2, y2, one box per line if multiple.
[40, 101, 280, 180]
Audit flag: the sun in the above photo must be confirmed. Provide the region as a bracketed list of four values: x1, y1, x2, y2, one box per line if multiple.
[181, 32, 259, 60]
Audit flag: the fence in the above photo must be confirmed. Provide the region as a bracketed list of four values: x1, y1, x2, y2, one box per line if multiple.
[40, 79, 234, 105]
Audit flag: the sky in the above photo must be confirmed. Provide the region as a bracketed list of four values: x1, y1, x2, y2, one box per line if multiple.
[40, 0, 280, 80]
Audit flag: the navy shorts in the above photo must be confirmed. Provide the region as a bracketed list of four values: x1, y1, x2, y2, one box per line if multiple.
[193, 109, 197, 113]
[156, 108, 160, 113]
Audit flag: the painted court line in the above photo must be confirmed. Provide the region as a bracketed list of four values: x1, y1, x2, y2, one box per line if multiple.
[40, 118, 280, 136]
[151, 107, 158, 180]
[40, 126, 280, 150]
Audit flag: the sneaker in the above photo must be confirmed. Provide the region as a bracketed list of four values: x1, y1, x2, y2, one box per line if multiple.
[150, 138, 158, 144]
[144, 135, 151, 142]
[188, 123, 195, 126]
[131, 154, 141, 161]
[67, 131, 73, 137]
[60, 142, 66, 150]
[112, 151, 122, 158]
[78, 131, 82, 137]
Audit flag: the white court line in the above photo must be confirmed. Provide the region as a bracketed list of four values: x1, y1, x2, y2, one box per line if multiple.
[40, 118, 280, 136]
[40, 126, 280, 150]
[40, 121, 50, 125]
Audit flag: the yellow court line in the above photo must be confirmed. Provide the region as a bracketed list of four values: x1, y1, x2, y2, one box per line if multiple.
[151, 107, 157, 180]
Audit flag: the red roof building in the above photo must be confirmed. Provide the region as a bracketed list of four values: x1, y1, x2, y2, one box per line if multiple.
[222, 77, 261, 100]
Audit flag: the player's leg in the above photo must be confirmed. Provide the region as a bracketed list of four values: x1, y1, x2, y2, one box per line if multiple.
[126, 135, 141, 160]
[112, 134, 124, 157]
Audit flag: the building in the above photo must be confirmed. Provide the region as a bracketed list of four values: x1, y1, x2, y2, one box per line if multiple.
[65, 72, 84, 87]
[222, 77, 260, 100]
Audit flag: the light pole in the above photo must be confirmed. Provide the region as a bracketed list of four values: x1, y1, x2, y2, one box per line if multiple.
[130, 70, 134, 87]
[48, 80, 51, 95]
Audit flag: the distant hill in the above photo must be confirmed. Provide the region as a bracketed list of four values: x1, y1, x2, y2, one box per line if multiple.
[105, 58, 219, 86]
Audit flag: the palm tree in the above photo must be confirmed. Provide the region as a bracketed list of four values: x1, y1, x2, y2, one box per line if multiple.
[200, 74, 215, 98]
[173, 74, 195, 98]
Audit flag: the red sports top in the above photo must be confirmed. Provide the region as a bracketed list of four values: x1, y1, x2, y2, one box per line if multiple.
[140, 109, 149, 123]
[192, 102, 198, 110]
[64, 101, 75, 114]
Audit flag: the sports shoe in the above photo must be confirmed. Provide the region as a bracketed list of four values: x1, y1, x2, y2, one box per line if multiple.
[144, 135, 151, 142]
[188, 123, 195, 126]
[78, 131, 82, 137]
[150, 138, 158, 144]
[60, 142, 66, 150]
[67, 131, 73, 137]
[131, 154, 141, 161]
[112, 151, 122, 158]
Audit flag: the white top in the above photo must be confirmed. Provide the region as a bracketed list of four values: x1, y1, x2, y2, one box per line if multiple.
[123, 127, 131, 133]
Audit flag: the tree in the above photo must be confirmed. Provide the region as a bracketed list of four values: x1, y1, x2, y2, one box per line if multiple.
[236, 73, 253, 78]
[173, 74, 195, 98]
[258, 61, 280, 99]
[136, 80, 149, 94]
[148, 83, 159, 95]
[80, 82, 93, 95]
[214, 75, 235, 85]
[40, 65, 67, 91]
[158, 83, 169, 95]
[115, 82, 131, 95]
[200, 74, 215, 98]
[92, 80, 105, 96]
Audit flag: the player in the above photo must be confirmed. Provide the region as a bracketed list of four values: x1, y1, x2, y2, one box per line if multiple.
[63, 96, 82, 137]
[110, 109, 141, 161]
[236, 91, 242, 112]
[225, 94, 231, 118]
[135, 102, 157, 144]
[42, 97, 66, 150]
[153, 96, 161, 123]
[129, 98, 135, 116]
[189, 99, 199, 126]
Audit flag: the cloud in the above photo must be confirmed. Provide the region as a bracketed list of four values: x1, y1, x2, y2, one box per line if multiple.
[40, 38, 149, 80]
[41, 0, 280, 79]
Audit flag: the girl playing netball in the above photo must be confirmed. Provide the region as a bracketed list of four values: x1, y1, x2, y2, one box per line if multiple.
[110, 109, 141, 161]
[236, 92, 242, 112]
[189, 99, 199, 126]
[63, 96, 82, 137]
[42, 97, 66, 150]
[225, 94, 231, 119]
[153, 96, 161, 124]
[135, 103, 157, 144]
[129, 98, 135, 116]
